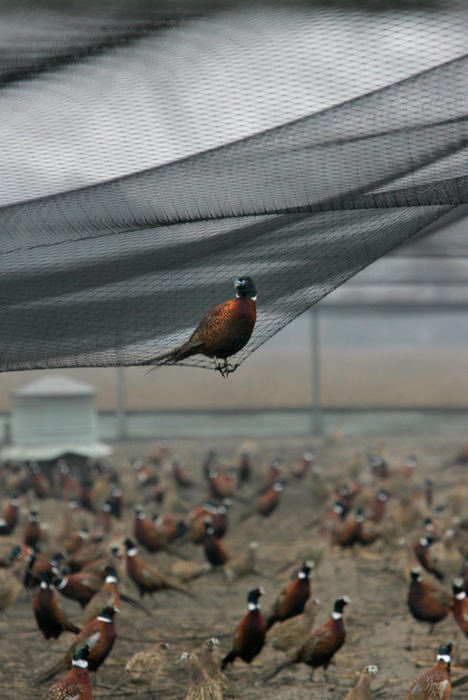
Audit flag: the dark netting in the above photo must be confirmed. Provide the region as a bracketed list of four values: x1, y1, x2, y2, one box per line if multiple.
[1, 1, 468, 372]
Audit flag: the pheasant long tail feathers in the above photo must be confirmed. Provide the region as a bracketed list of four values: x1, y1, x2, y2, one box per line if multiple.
[120, 592, 153, 615]
[64, 620, 82, 634]
[33, 657, 65, 684]
[262, 658, 294, 682]
[144, 341, 198, 372]
[144, 346, 182, 372]
[220, 649, 236, 670]
[167, 577, 197, 597]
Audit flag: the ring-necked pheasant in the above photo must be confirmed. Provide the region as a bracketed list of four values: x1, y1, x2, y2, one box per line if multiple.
[33, 573, 81, 639]
[221, 587, 266, 670]
[407, 568, 452, 633]
[146, 276, 257, 377]
[43, 642, 92, 700]
[452, 578, 468, 637]
[123, 538, 191, 598]
[413, 536, 444, 581]
[405, 641, 452, 699]
[262, 596, 350, 682]
[36, 605, 118, 683]
[202, 522, 229, 568]
[23, 508, 42, 548]
[0, 496, 19, 535]
[266, 561, 313, 630]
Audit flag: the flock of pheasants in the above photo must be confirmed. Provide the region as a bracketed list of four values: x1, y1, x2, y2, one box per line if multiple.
[0, 441, 467, 699]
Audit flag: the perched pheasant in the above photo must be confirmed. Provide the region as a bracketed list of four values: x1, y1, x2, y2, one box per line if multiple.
[263, 596, 350, 682]
[43, 642, 93, 700]
[221, 587, 266, 669]
[343, 665, 379, 699]
[266, 561, 312, 630]
[146, 276, 257, 377]
[405, 642, 452, 699]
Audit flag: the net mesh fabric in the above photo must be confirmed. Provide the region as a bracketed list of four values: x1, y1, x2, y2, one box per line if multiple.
[1, 2, 467, 372]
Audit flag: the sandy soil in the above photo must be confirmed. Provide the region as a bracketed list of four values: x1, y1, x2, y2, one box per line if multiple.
[0, 433, 467, 699]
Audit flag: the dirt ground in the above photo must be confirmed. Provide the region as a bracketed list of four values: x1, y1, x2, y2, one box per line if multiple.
[0, 433, 467, 699]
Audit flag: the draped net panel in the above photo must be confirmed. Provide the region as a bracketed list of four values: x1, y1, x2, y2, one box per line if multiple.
[1, 1, 467, 372]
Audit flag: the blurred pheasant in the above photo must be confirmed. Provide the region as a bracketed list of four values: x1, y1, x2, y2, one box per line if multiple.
[267, 596, 320, 652]
[108, 642, 170, 694]
[0, 495, 19, 535]
[146, 276, 257, 377]
[266, 561, 313, 630]
[343, 665, 379, 699]
[33, 573, 81, 639]
[221, 587, 266, 670]
[123, 538, 191, 597]
[452, 578, 468, 637]
[182, 651, 223, 700]
[407, 568, 452, 633]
